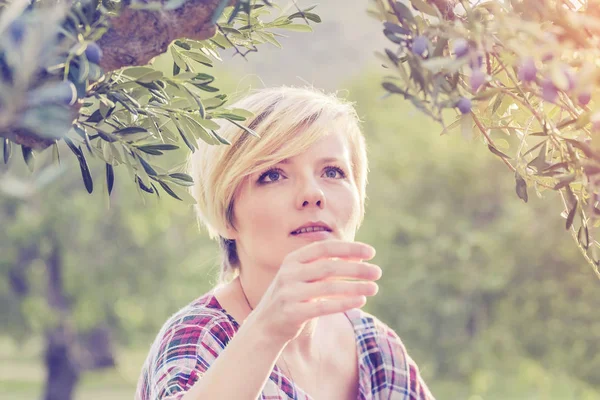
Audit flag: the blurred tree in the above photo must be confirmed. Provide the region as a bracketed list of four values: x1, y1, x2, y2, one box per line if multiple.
[0, 146, 217, 400]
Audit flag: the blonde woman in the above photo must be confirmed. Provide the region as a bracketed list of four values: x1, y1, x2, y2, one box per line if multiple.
[136, 87, 434, 400]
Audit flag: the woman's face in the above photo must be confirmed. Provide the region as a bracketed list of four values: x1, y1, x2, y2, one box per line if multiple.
[227, 130, 362, 271]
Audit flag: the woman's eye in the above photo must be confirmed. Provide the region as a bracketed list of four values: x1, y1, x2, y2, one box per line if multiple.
[266, 171, 280, 181]
[323, 166, 346, 179]
[325, 169, 338, 179]
[258, 166, 345, 184]
[258, 169, 284, 184]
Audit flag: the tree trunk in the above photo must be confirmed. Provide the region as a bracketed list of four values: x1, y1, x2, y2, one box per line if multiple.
[43, 327, 80, 400]
[42, 237, 80, 400]
[1, 0, 231, 148]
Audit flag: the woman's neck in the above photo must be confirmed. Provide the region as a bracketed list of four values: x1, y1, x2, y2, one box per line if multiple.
[283, 316, 322, 362]
[235, 271, 324, 363]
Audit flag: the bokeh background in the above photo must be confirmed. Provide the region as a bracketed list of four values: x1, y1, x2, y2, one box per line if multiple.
[1, 1, 599, 399]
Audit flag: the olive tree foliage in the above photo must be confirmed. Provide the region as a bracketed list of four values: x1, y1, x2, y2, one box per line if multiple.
[372, 0, 600, 277]
[0, 0, 319, 203]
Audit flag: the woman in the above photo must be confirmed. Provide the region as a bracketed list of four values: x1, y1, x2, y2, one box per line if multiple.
[136, 87, 434, 400]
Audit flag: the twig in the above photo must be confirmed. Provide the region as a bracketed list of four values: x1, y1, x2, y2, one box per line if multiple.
[217, 24, 257, 60]
[558, 189, 600, 279]
[471, 112, 516, 172]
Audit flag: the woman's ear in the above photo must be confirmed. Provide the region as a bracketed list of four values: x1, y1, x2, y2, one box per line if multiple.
[222, 223, 238, 241]
[222, 199, 238, 241]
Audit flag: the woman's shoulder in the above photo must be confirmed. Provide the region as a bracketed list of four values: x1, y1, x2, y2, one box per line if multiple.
[136, 290, 237, 400]
[165, 290, 235, 327]
[345, 307, 411, 363]
[150, 290, 238, 351]
[346, 307, 404, 341]
[345, 308, 435, 399]
[141, 290, 238, 374]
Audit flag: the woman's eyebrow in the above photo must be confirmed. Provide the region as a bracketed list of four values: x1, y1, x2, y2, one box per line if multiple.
[278, 157, 344, 165]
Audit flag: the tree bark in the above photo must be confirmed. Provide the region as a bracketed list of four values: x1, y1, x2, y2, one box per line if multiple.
[42, 237, 79, 400]
[43, 326, 80, 400]
[40, 236, 117, 400]
[98, 0, 234, 72]
[3, 0, 233, 149]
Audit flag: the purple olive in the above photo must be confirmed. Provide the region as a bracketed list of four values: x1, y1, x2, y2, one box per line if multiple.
[454, 39, 469, 58]
[578, 92, 591, 106]
[456, 97, 472, 114]
[85, 42, 103, 64]
[542, 79, 558, 103]
[60, 81, 78, 105]
[470, 69, 486, 92]
[45, 81, 77, 106]
[9, 20, 25, 44]
[26, 81, 77, 107]
[411, 36, 428, 57]
[517, 57, 537, 82]
[469, 53, 484, 70]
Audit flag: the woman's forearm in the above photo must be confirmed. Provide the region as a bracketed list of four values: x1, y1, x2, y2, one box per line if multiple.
[181, 313, 285, 400]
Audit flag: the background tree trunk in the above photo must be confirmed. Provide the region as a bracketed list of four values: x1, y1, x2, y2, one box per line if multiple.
[43, 326, 80, 400]
[42, 237, 79, 400]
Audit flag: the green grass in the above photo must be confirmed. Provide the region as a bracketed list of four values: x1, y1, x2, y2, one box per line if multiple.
[0, 339, 598, 400]
[0, 338, 146, 400]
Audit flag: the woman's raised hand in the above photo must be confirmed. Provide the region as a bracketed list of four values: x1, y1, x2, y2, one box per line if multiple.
[252, 240, 382, 344]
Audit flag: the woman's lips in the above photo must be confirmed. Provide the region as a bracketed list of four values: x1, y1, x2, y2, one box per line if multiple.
[290, 230, 332, 240]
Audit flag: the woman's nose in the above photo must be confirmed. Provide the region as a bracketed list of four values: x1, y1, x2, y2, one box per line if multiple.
[296, 181, 326, 209]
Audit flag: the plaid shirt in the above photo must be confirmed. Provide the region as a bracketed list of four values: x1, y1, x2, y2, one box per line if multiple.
[136, 290, 435, 400]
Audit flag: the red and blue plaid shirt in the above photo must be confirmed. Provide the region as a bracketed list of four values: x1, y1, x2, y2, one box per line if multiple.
[136, 290, 435, 400]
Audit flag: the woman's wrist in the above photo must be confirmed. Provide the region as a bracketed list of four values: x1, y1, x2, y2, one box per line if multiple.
[243, 310, 289, 353]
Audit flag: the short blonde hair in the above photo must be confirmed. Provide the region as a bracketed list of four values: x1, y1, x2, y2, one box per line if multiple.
[187, 86, 368, 283]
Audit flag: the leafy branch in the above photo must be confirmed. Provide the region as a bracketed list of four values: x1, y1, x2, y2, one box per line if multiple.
[0, 0, 320, 202]
[374, 0, 600, 277]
